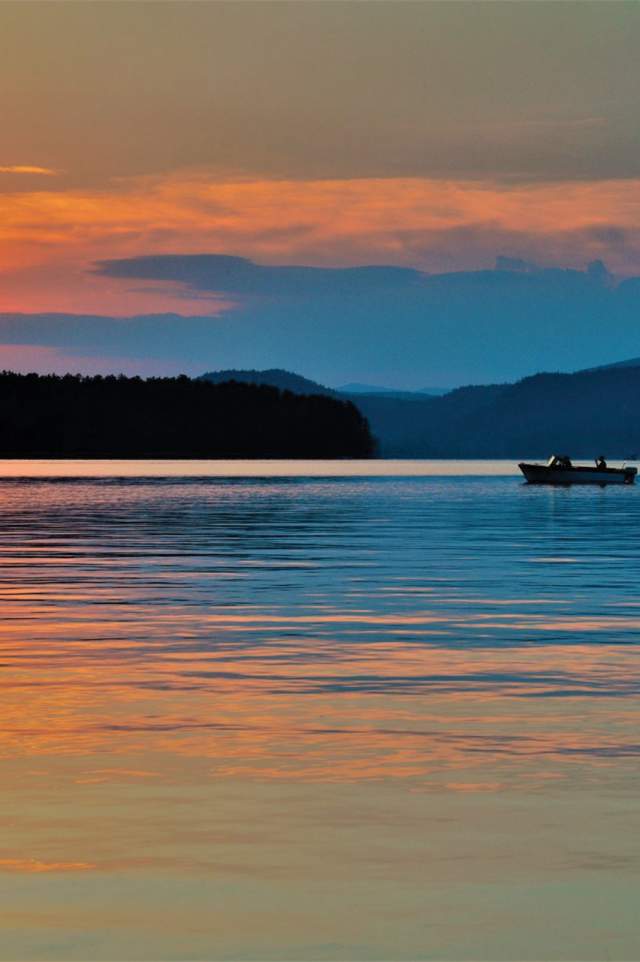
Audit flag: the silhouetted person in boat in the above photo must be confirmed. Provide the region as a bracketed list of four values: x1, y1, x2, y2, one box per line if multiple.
[596, 456, 607, 471]
[548, 455, 572, 469]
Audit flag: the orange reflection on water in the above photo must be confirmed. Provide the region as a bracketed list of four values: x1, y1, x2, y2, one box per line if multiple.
[1, 616, 638, 786]
[0, 472, 639, 960]
[0, 858, 95, 873]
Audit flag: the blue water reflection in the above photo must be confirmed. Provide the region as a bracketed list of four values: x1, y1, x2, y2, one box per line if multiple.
[0, 469, 639, 960]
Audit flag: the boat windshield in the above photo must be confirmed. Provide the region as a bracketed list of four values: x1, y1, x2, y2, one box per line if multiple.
[547, 455, 572, 469]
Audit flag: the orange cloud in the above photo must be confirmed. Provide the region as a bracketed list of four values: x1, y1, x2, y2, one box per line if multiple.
[1, 169, 640, 313]
[0, 165, 58, 176]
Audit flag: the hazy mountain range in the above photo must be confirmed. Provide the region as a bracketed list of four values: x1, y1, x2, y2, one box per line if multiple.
[200, 369, 450, 400]
[337, 383, 450, 398]
[201, 359, 640, 457]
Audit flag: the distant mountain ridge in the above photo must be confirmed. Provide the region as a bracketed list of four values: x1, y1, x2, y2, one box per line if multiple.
[200, 368, 335, 396]
[351, 367, 640, 457]
[201, 369, 450, 400]
[337, 383, 450, 398]
[583, 356, 640, 373]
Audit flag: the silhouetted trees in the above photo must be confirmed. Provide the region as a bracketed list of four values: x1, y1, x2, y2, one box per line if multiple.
[0, 372, 375, 458]
[200, 368, 334, 396]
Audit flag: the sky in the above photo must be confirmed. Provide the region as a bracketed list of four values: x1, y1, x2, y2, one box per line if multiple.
[2, 1, 640, 387]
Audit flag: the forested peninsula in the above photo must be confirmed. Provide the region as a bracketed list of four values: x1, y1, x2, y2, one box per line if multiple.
[0, 373, 374, 458]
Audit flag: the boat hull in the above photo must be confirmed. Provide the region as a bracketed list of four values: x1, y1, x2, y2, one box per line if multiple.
[519, 463, 637, 485]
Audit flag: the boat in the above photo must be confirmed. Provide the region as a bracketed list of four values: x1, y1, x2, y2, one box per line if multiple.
[518, 455, 637, 485]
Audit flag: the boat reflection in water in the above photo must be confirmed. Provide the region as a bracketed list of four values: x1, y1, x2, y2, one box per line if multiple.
[519, 454, 637, 485]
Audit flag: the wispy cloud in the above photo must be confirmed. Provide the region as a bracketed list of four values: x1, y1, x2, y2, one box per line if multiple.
[0, 165, 58, 176]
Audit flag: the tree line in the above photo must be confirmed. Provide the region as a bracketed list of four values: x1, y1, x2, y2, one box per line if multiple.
[0, 372, 375, 458]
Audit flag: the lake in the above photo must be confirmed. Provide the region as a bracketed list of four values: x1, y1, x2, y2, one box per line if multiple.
[0, 460, 638, 961]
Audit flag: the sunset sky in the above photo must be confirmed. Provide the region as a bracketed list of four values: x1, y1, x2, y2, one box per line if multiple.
[2, 1, 640, 386]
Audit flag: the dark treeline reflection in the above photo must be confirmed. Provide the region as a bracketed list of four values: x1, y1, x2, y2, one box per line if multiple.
[0, 372, 374, 458]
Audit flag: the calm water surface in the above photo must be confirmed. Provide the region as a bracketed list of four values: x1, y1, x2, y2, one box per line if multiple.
[0, 460, 638, 960]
